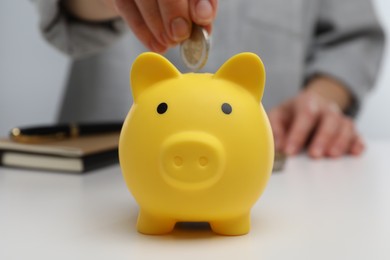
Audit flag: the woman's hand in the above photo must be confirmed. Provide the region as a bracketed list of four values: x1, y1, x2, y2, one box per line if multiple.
[268, 76, 365, 158]
[65, 0, 218, 53]
[112, 0, 217, 52]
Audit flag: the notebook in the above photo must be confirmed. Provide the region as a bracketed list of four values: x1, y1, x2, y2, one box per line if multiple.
[0, 132, 119, 173]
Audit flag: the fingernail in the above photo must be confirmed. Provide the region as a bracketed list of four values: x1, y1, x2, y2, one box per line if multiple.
[285, 143, 296, 155]
[312, 147, 323, 158]
[352, 145, 363, 156]
[171, 17, 190, 41]
[195, 0, 213, 22]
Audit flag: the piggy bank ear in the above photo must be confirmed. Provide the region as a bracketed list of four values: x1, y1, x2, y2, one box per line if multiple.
[131, 52, 181, 102]
[214, 53, 265, 103]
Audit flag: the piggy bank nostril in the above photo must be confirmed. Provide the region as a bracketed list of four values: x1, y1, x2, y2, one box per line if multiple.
[199, 156, 208, 167]
[173, 156, 183, 167]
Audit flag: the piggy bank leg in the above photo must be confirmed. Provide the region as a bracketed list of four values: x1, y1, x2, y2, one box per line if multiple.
[137, 209, 175, 235]
[210, 213, 250, 236]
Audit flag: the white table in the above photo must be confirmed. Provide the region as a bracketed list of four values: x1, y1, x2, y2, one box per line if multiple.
[1, 140, 390, 260]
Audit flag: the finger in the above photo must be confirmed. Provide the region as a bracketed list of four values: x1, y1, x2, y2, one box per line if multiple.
[116, 0, 167, 52]
[134, 0, 170, 46]
[189, 0, 218, 26]
[350, 136, 365, 156]
[268, 108, 289, 152]
[308, 108, 342, 158]
[326, 117, 354, 158]
[158, 0, 191, 43]
[284, 99, 320, 155]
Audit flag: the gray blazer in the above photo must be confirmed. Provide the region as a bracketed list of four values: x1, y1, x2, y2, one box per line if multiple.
[32, 0, 385, 122]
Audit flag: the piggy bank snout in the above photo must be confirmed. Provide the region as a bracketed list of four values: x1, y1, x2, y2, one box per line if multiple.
[160, 132, 225, 189]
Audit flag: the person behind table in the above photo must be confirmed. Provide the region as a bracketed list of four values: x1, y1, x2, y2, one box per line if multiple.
[32, 0, 385, 158]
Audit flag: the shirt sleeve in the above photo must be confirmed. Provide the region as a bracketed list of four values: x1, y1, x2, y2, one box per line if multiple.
[305, 0, 385, 116]
[31, 0, 128, 59]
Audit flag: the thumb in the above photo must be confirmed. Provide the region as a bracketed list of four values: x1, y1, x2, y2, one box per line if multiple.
[189, 0, 218, 26]
[268, 108, 289, 152]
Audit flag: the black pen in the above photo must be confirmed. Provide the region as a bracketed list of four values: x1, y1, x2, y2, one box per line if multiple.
[10, 122, 123, 143]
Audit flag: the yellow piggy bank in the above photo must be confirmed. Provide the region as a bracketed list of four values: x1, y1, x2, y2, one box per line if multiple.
[119, 52, 274, 236]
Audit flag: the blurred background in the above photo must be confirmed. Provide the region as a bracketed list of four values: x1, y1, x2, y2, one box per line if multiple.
[0, 1, 389, 138]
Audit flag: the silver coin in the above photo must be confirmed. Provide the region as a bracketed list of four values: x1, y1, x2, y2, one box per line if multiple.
[180, 25, 210, 71]
[272, 152, 287, 173]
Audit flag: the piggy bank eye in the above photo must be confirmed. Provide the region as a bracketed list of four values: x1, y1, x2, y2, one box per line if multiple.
[157, 102, 168, 114]
[221, 103, 232, 115]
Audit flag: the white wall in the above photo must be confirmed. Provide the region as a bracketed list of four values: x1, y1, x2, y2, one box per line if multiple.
[357, 0, 390, 138]
[0, 0, 389, 138]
